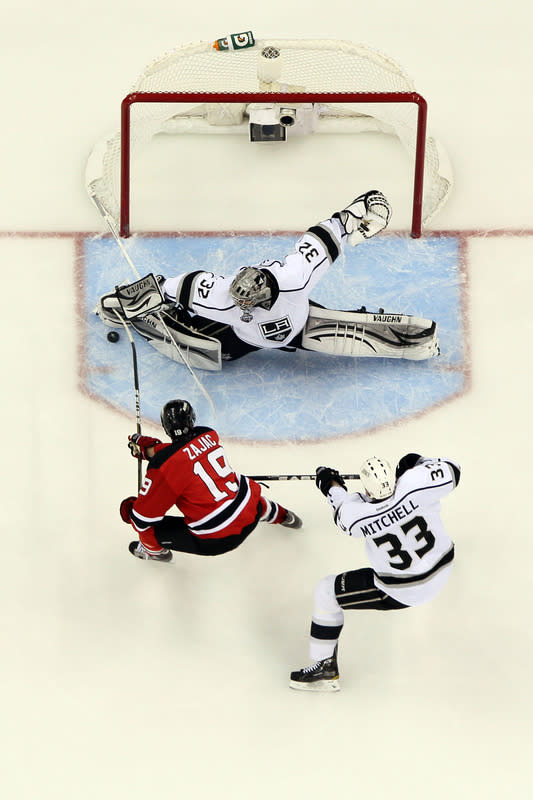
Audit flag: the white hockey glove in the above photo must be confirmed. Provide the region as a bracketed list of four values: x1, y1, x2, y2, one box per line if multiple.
[341, 190, 392, 244]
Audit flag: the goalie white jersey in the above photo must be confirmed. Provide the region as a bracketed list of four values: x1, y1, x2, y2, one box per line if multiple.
[95, 189, 439, 370]
[96, 190, 439, 366]
[327, 458, 460, 606]
[161, 218, 346, 349]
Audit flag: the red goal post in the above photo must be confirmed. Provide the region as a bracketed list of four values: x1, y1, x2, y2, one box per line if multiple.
[119, 90, 429, 238]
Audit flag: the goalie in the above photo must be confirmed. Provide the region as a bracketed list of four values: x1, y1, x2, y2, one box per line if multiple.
[96, 190, 439, 371]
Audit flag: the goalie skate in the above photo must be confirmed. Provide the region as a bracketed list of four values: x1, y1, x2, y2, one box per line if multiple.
[302, 304, 439, 360]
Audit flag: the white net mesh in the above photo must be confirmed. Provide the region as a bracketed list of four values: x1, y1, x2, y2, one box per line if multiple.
[86, 38, 453, 232]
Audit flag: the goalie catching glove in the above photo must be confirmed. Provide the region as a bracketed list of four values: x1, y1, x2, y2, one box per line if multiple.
[128, 433, 162, 460]
[341, 190, 391, 243]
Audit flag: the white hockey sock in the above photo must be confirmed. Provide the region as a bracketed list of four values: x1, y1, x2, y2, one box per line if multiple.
[310, 634, 340, 662]
[309, 575, 344, 661]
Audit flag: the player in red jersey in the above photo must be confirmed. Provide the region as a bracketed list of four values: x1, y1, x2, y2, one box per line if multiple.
[120, 399, 303, 562]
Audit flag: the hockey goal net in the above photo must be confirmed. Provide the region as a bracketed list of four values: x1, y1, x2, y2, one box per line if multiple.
[86, 37, 453, 238]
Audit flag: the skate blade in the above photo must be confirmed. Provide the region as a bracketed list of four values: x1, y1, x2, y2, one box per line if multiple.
[289, 678, 340, 692]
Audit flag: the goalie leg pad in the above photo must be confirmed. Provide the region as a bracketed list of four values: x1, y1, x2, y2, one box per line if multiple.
[130, 311, 222, 371]
[301, 306, 439, 360]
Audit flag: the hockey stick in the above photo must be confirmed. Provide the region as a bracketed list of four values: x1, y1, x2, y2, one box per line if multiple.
[248, 473, 360, 481]
[114, 312, 142, 492]
[90, 191, 141, 280]
[89, 188, 216, 418]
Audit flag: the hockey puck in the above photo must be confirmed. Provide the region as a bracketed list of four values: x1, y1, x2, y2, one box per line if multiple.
[107, 331, 120, 343]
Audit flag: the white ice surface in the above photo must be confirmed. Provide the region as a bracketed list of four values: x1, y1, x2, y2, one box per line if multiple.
[1, 3, 532, 799]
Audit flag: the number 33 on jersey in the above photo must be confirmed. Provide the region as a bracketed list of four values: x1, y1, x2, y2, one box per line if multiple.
[334, 458, 460, 606]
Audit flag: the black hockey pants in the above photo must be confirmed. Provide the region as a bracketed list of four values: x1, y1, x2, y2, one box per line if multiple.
[334, 568, 408, 610]
[153, 504, 262, 556]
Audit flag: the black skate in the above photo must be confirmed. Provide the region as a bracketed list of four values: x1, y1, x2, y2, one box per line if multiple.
[129, 541, 173, 562]
[280, 510, 303, 529]
[290, 646, 340, 692]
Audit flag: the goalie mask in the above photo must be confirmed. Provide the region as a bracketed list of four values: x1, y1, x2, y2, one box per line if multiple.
[230, 267, 273, 311]
[160, 399, 196, 441]
[360, 456, 395, 501]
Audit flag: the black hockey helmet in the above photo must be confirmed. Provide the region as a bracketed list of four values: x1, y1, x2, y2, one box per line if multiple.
[160, 399, 196, 440]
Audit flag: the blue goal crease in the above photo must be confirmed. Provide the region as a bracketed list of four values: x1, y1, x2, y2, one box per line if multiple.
[82, 233, 466, 442]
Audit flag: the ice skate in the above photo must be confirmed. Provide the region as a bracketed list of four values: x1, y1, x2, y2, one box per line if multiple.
[290, 646, 340, 692]
[128, 541, 173, 562]
[280, 510, 303, 529]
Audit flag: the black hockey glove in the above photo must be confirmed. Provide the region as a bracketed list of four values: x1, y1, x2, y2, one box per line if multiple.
[315, 466, 347, 496]
[395, 453, 423, 480]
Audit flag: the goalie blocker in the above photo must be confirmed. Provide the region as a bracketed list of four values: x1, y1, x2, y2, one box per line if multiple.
[96, 275, 222, 371]
[96, 275, 438, 368]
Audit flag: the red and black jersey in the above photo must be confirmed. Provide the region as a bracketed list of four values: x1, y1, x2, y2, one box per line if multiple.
[130, 427, 262, 546]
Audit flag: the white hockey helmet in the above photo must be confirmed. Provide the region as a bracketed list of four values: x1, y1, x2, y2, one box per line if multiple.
[359, 456, 395, 500]
[230, 267, 272, 310]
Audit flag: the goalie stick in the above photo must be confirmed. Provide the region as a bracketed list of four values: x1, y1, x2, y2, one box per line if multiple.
[249, 472, 360, 481]
[114, 311, 143, 492]
[88, 187, 216, 418]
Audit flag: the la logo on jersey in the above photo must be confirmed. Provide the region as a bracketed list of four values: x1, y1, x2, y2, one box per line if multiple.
[260, 317, 293, 342]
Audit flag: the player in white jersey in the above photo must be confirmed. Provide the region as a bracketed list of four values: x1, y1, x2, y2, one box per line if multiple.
[289, 453, 460, 692]
[96, 191, 439, 366]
